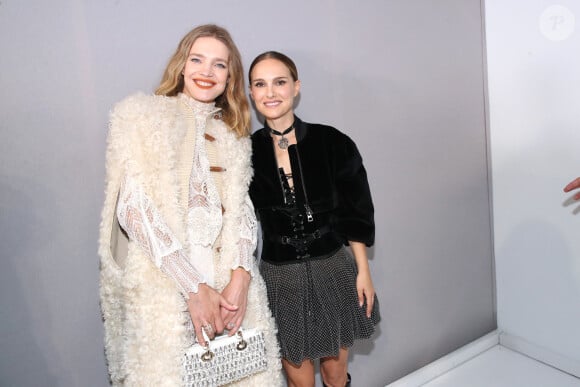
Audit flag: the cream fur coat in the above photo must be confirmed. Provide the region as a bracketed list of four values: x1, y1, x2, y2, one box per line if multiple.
[98, 93, 282, 386]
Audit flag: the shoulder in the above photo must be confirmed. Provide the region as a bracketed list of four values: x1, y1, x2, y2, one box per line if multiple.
[304, 122, 364, 169]
[303, 121, 355, 147]
[109, 93, 179, 136]
[110, 93, 177, 121]
[250, 128, 270, 146]
[232, 131, 252, 154]
[108, 93, 180, 152]
[217, 123, 252, 167]
[217, 119, 251, 147]
[251, 127, 268, 139]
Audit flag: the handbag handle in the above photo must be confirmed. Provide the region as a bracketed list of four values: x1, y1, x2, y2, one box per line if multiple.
[199, 328, 213, 361]
[200, 328, 248, 362]
[235, 329, 248, 351]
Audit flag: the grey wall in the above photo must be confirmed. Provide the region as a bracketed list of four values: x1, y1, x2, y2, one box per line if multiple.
[0, 1, 494, 386]
[486, 0, 580, 375]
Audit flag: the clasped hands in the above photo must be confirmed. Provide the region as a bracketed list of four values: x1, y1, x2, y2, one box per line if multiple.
[187, 268, 251, 346]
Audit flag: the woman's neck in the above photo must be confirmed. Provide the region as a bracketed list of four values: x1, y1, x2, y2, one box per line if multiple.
[266, 116, 294, 132]
[178, 92, 216, 113]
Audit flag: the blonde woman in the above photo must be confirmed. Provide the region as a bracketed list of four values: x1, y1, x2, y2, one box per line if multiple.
[99, 25, 281, 386]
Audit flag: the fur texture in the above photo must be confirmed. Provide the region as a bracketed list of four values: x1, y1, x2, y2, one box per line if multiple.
[99, 93, 282, 386]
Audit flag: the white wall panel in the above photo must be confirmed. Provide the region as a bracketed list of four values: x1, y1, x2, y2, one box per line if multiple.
[485, 0, 580, 372]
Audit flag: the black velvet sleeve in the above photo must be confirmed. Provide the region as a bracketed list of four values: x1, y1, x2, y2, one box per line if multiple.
[333, 132, 375, 246]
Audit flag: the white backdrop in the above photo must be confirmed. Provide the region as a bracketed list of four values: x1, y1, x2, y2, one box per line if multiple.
[0, 1, 494, 386]
[486, 0, 580, 375]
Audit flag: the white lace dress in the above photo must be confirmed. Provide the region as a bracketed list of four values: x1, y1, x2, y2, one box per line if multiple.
[115, 95, 255, 297]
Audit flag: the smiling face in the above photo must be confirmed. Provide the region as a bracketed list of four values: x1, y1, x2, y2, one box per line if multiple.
[249, 58, 300, 128]
[182, 36, 229, 103]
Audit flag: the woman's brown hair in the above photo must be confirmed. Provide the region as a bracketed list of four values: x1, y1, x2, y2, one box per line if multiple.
[248, 51, 299, 83]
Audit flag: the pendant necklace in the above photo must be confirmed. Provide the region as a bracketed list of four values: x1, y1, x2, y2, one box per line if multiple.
[270, 124, 295, 150]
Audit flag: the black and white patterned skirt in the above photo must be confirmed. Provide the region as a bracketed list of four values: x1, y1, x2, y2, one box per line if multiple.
[259, 247, 380, 365]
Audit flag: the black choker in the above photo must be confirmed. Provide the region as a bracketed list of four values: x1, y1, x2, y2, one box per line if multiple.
[270, 125, 295, 150]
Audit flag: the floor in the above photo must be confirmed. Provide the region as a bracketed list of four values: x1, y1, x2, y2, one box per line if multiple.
[386, 331, 580, 387]
[423, 345, 580, 387]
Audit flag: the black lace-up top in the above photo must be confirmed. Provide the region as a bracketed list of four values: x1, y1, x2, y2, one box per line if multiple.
[250, 116, 375, 264]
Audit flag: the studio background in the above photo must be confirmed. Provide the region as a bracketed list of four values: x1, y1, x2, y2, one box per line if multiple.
[486, 0, 580, 376]
[2, 1, 495, 386]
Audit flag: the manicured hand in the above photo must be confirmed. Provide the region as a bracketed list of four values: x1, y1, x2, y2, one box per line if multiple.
[187, 283, 238, 346]
[356, 271, 376, 318]
[220, 268, 251, 335]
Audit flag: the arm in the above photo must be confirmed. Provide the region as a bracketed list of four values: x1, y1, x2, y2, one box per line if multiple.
[220, 196, 258, 334]
[116, 175, 236, 344]
[116, 174, 205, 294]
[333, 134, 375, 246]
[564, 177, 580, 200]
[349, 241, 376, 318]
[333, 133, 376, 317]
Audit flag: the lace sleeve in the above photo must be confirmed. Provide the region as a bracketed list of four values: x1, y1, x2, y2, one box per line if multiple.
[232, 195, 258, 275]
[116, 175, 206, 295]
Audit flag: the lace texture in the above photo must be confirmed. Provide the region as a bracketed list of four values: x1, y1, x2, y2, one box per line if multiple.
[234, 196, 258, 274]
[115, 94, 253, 296]
[186, 114, 222, 270]
[116, 176, 206, 294]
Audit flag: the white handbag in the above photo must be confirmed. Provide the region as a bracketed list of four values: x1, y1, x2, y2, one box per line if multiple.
[183, 327, 268, 387]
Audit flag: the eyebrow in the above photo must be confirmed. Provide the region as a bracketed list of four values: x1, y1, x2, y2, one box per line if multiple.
[188, 53, 228, 62]
[252, 76, 290, 82]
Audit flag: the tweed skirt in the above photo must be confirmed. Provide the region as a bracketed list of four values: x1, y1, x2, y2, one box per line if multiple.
[259, 247, 380, 365]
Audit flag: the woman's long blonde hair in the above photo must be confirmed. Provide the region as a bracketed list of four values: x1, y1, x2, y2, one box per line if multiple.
[156, 24, 250, 137]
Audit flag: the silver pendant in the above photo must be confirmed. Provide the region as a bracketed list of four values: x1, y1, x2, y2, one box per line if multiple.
[278, 136, 289, 149]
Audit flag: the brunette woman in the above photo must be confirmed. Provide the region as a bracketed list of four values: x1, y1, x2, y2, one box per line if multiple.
[248, 51, 380, 387]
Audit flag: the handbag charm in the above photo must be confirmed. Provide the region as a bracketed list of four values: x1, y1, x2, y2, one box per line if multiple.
[183, 328, 268, 387]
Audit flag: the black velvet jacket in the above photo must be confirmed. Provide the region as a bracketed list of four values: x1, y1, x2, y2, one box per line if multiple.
[250, 116, 375, 264]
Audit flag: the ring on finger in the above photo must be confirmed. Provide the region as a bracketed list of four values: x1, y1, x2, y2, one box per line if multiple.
[227, 322, 235, 329]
